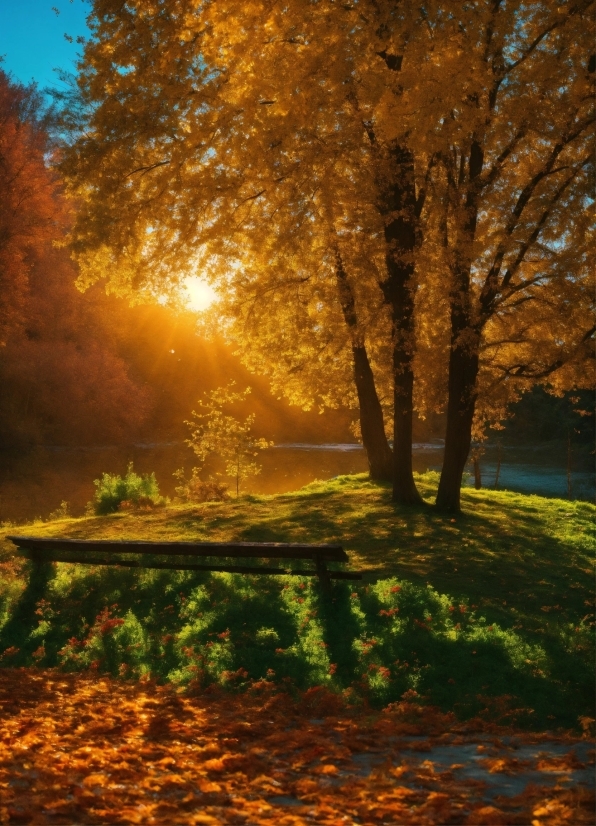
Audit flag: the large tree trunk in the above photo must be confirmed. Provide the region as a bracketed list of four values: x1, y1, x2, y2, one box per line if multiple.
[435, 344, 479, 511]
[358, 51, 424, 505]
[334, 248, 393, 481]
[352, 345, 393, 480]
[436, 139, 484, 512]
[380, 144, 423, 505]
[392, 352, 421, 503]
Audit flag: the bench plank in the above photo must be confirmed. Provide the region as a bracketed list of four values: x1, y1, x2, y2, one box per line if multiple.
[8, 536, 348, 562]
[15, 549, 362, 579]
[7, 536, 362, 589]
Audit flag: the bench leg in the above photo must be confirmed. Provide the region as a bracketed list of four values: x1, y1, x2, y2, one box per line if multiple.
[314, 555, 331, 592]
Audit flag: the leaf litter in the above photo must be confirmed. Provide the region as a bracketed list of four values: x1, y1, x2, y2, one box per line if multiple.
[0, 669, 593, 825]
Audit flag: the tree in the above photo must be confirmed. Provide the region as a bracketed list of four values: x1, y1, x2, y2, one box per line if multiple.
[333, 248, 394, 481]
[377, 0, 595, 509]
[184, 384, 270, 498]
[59, 0, 424, 500]
[194, 187, 396, 481]
[236, 0, 595, 508]
[0, 71, 60, 346]
[60, 0, 594, 512]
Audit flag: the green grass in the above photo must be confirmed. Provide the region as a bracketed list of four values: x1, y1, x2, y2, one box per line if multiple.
[0, 472, 593, 732]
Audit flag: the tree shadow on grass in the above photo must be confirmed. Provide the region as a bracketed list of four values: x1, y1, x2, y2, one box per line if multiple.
[1, 555, 591, 730]
[314, 582, 363, 687]
[0, 560, 55, 665]
[174, 573, 307, 686]
[350, 501, 591, 625]
[313, 579, 590, 730]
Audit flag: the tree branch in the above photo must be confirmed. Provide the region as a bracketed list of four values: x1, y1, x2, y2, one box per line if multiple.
[478, 123, 592, 317]
[124, 159, 170, 179]
[499, 162, 587, 293]
[503, 1, 592, 76]
[415, 153, 438, 218]
[479, 127, 526, 190]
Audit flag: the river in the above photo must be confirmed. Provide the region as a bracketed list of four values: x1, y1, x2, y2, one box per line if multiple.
[0, 439, 592, 524]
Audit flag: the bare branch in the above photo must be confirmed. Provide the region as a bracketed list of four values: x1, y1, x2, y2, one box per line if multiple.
[240, 188, 266, 204]
[478, 125, 592, 317]
[499, 162, 587, 293]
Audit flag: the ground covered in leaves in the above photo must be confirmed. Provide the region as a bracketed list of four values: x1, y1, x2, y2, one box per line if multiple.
[1, 669, 593, 826]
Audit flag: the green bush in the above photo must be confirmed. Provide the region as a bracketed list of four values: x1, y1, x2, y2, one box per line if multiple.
[90, 463, 164, 515]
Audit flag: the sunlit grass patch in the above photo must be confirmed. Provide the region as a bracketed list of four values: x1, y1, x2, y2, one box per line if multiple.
[0, 472, 593, 732]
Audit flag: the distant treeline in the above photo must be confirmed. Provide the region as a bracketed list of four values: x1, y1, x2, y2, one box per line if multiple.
[498, 387, 594, 446]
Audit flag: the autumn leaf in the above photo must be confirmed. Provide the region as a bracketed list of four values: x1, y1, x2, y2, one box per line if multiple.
[317, 764, 339, 775]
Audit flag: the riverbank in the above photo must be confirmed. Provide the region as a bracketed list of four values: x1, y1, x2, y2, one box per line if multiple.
[0, 436, 593, 523]
[0, 473, 594, 732]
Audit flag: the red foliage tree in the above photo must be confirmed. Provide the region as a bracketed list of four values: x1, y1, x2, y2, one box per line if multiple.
[0, 71, 153, 449]
[0, 71, 61, 346]
[0, 243, 154, 447]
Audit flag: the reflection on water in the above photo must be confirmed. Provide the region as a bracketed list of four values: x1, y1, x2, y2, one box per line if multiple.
[0, 440, 593, 523]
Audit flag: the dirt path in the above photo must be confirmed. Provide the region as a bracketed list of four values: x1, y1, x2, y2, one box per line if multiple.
[0, 670, 593, 825]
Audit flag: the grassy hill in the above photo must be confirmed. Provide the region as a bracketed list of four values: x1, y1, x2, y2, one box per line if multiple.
[0, 473, 593, 732]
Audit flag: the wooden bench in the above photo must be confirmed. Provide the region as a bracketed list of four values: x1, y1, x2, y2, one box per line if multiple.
[7, 536, 362, 590]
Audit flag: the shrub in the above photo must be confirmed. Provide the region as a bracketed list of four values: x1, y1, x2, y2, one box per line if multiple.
[47, 501, 70, 521]
[90, 463, 164, 515]
[173, 467, 229, 503]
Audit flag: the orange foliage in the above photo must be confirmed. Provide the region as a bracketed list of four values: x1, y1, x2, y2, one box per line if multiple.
[0, 669, 593, 825]
[0, 70, 154, 451]
[0, 71, 62, 347]
[0, 244, 154, 449]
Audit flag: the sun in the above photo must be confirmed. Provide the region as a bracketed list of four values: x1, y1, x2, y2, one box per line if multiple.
[183, 276, 217, 311]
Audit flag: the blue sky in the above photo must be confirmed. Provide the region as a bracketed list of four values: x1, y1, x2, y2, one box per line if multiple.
[0, 0, 91, 89]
